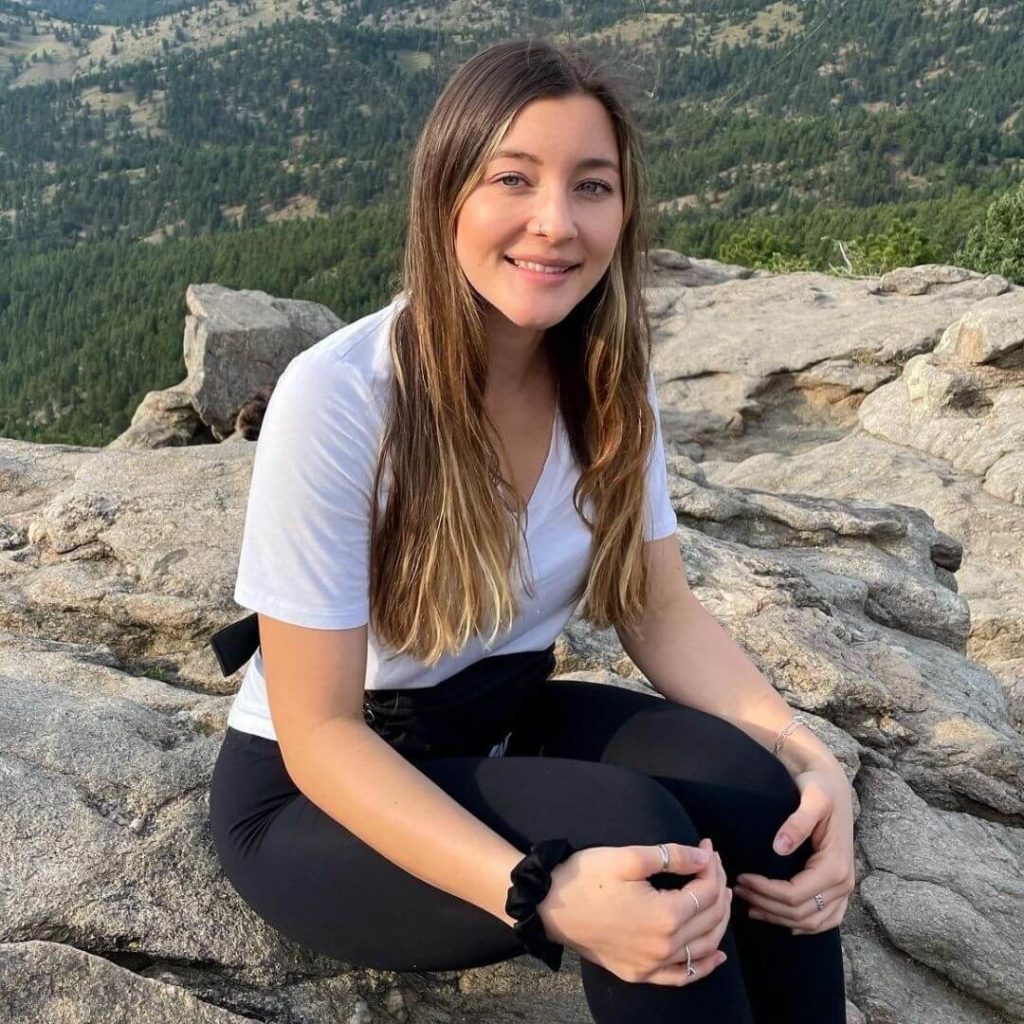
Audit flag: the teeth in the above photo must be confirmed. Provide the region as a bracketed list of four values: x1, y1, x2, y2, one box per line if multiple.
[511, 259, 573, 274]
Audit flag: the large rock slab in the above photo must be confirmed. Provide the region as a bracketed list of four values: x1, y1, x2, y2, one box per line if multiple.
[645, 263, 1018, 463]
[0, 938, 586, 1023]
[701, 430, 1024, 726]
[858, 293, 1024, 506]
[0, 633, 592, 1023]
[1, 420, 1021, 1024]
[855, 766, 1024, 1019]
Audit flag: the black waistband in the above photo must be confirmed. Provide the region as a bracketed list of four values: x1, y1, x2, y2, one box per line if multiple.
[363, 644, 556, 760]
[209, 612, 556, 702]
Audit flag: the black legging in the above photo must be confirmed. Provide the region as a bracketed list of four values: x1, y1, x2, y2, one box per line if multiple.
[209, 646, 846, 1023]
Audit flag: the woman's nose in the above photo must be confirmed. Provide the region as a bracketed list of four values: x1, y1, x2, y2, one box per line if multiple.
[530, 188, 579, 240]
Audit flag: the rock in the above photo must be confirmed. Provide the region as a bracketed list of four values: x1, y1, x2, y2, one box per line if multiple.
[0, 440, 254, 690]
[116, 284, 315, 451]
[183, 283, 343, 441]
[870, 263, 1010, 298]
[646, 264, 1022, 465]
[934, 304, 1024, 365]
[644, 247, 755, 289]
[107, 383, 210, 450]
[856, 767, 1024, 1019]
[0, 941, 260, 1023]
[791, 355, 899, 397]
[857, 293, 1024, 505]
[4, 261, 1024, 1023]
[841, 897, 1009, 1024]
[703, 430, 1024, 727]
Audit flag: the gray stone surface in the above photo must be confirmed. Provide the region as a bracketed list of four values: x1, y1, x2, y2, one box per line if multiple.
[183, 283, 343, 440]
[4, 257, 1023, 1022]
[108, 382, 209, 450]
[856, 767, 1024, 1019]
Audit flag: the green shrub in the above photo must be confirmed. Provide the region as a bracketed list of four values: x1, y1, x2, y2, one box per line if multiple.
[718, 217, 947, 276]
[718, 227, 815, 272]
[959, 182, 1024, 285]
[836, 217, 937, 276]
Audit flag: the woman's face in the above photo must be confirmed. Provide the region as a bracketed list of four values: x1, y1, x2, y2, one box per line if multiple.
[454, 93, 625, 339]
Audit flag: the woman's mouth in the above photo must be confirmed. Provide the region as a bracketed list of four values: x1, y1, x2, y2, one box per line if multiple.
[504, 256, 580, 283]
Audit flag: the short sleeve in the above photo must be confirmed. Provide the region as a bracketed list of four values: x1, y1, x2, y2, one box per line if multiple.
[643, 366, 677, 542]
[232, 350, 379, 629]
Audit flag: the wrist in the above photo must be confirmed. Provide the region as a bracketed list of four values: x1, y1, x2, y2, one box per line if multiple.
[769, 712, 841, 777]
[778, 742, 843, 778]
[504, 838, 575, 971]
[536, 864, 570, 945]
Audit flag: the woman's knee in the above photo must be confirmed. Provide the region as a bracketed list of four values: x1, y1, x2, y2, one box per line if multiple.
[698, 708, 799, 805]
[612, 701, 800, 808]
[685, 710, 815, 878]
[555, 759, 701, 852]
[602, 703, 810, 875]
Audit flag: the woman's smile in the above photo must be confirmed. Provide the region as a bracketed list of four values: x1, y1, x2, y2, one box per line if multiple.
[504, 256, 582, 284]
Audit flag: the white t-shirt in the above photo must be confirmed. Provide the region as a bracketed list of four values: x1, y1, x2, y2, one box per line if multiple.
[226, 293, 677, 740]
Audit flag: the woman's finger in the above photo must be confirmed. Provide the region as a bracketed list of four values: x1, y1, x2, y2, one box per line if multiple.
[668, 871, 727, 924]
[735, 856, 849, 907]
[667, 880, 732, 953]
[644, 948, 727, 988]
[770, 779, 832, 856]
[740, 880, 849, 927]
[734, 879, 850, 924]
[791, 896, 850, 936]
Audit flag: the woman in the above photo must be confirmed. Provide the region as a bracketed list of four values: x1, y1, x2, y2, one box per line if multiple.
[208, 37, 854, 1023]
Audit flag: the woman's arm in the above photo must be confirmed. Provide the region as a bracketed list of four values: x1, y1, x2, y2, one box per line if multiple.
[615, 536, 842, 777]
[260, 613, 522, 927]
[294, 715, 525, 924]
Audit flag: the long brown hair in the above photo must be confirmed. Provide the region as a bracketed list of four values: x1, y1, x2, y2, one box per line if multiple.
[370, 37, 662, 666]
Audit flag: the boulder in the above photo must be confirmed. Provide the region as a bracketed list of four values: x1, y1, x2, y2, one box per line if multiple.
[115, 283, 342, 451]
[857, 293, 1024, 506]
[107, 382, 210, 450]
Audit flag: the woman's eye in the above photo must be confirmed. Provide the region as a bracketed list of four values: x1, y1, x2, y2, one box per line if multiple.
[495, 174, 613, 195]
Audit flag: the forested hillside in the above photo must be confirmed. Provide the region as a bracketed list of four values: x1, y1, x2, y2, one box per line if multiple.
[2, 0, 1023, 444]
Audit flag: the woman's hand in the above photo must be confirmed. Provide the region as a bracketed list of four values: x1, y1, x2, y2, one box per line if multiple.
[539, 837, 733, 986]
[733, 763, 855, 935]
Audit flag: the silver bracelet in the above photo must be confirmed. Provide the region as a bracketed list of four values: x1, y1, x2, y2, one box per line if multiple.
[772, 714, 810, 757]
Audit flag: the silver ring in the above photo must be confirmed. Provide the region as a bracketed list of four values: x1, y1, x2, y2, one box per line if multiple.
[685, 943, 696, 977]
[813, 892, 826, 912]
[658, 843, 669, 872]
[688, 889, 702, 912]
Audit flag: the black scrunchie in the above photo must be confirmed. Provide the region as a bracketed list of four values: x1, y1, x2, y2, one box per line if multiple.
[505, 837, 575, 972]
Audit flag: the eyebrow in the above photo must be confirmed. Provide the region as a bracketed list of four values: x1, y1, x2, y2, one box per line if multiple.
[491, 148, 621, 177]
